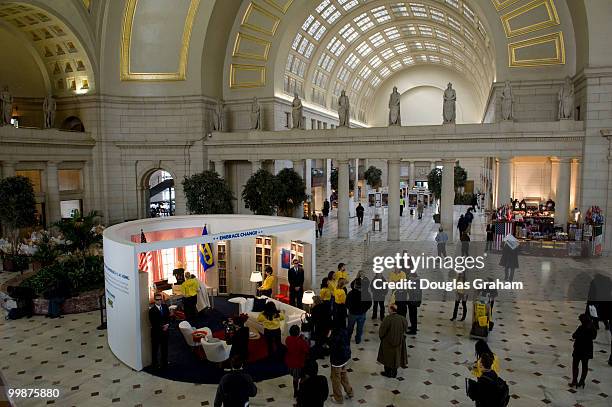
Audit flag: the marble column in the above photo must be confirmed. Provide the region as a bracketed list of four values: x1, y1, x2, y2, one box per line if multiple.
[2, 161, 16, 178]
[549, 157, 559, 201]
[353, 158, 359, 200]
[251, 159, 262, 174]
[46, 161, 61, 225]
[497, 157, 513, 207]
[305, 159, 312, 206]
[441, 159, 455, 241]
[556, 157, 571, 230]
[409, 161, 415, 188]
[325, 159, 332, 203]
[337, 159, 350, 238]
[388, 159, 401, 241]
[293, 159, 305, 218]
[214, 160, 225, 179]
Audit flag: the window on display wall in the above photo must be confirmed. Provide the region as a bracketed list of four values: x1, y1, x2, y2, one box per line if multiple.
[185, 245, 200, 278]
[161, 248, 175, 281]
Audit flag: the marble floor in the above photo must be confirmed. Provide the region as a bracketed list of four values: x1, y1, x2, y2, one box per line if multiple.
[1, 205, 611, 407]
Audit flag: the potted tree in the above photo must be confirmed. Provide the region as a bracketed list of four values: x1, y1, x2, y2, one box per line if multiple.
[427, 168, 442, 223]
[364, 166, 382, 191]
[275, 168, 306, 217]
[242, 169, 279, 215]
[0, 176, 37, 272]
[330, 168, 355, 195]
[182, 170, 235, 214]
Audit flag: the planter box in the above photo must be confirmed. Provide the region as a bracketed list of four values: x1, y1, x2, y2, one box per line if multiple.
[32, 289, 103, 315]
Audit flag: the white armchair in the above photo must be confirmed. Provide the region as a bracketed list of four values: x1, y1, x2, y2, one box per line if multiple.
[178, 321, 198, 347]
[201, 339, 232, 363]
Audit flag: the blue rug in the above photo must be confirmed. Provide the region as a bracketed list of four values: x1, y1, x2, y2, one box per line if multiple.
[144, 296, 288, 384]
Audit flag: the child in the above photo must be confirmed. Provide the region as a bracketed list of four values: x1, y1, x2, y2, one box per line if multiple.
[285, 325, 310, 398]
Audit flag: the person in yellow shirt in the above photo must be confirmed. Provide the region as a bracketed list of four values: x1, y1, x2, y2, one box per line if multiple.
[319, 278, 334, 302]
[257, 266, 276, 297]
[333, 278, 348, 326]
[181, 272, 199, 320]
[471, 339, 501, 378]
[335, 263, 349, 282]
[257, 301, 285, 358]
[389, 267, 407, 305]
[326, 271, 337, 291]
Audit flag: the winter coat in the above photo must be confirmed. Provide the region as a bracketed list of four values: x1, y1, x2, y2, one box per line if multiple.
[499, 244, 519, 269]
[377, 313, 408, 369]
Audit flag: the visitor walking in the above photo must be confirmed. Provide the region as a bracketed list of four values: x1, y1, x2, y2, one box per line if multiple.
[371, 273, 388, 320]
[460, 231, 470, 256]
[465, 208, 474, 234]
[485, 224, 494, 252]
[467, 352, 510, 407]
[323, 199, 330, 217]
[450, 272, 468, 322]
[569, 313, 597, 388]
[285, 325, 310, 398]
[417, 200, 424, 219]
[435, 227, 448, 257]
[356, 203, 364, 225]
[471, 339, 501, 378]
[329, 326, 353, 404]
[312, 212, 319, 237]
[399, 196, 404, 216]
[318, 213, 325, 236]
[347, 279, 371, 344]
[214, 358, 258, 407]
[457, 214, 468, 236]
[296, 359, 329, 407]
[407, 273, 422, 335]
[257, 301, 285, 359]
[377, 304, 408, 378]
[500, 236, 519, 282]
[288, 258, 305, 309]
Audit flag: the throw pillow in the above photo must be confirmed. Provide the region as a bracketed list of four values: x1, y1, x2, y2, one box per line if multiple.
[252, 298, 267, 312]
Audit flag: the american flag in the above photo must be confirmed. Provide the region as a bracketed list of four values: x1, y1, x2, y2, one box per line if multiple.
[494, 222, 513, 249]
[138, 230, 154, 275]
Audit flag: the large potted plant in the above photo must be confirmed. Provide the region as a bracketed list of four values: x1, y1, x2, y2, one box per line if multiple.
[182, 170, 235, 214]
[30, 231, 61, 271]
[364, 165, 382, 191]
[242, 169, 279, 215]
[0, 176, 37, 272]
[275, 168, 306, 217]
[427, 168, 442, 223]
[330, 168, 355, 194]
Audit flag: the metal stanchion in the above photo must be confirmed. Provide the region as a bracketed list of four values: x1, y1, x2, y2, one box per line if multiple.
[97, 293, 107, 330]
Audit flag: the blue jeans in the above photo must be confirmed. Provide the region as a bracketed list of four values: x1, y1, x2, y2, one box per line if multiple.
[347, 313, 366, 343]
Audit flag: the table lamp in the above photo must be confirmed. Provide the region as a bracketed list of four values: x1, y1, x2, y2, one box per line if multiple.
[302, 290, 315, 313]
[250, 271, 263, 297]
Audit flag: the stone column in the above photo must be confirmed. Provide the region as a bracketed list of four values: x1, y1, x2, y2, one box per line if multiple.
[388, 159, 401, 241]
[556, 157, 572, 230]
[46, 161, 61, 225]
[409, 161, 415, 188]
[430, 161, 436, 171]
[293, 159, 305, 218]
[549, 157, 559, 200]
[353, 158, 359, 200]
[337, 159, 350, 238]
[497, 157, 513, 207]
[2, 161, 16, 178]
[214, 160, 225, 179]
[173, 178, 186, 216]
[441, 159, 456, 241]
[305, 159, 312, 205]
[251, 159, 262, 174]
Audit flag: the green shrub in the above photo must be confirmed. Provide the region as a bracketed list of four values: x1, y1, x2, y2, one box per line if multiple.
[20, 255, 104, 297]
[454, 193, 475, 205]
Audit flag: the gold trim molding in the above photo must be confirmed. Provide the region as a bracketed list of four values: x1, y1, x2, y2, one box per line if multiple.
[230, 64, 266, 88]
[120, 0, 201, 81]
[490, 0, 521, 11]
[241, 2, 281, 36]
[509, 31, 565, 67]
[501, 0, 560, 38]
[263, 0, 294, 14]
[232, 32, 271, 61]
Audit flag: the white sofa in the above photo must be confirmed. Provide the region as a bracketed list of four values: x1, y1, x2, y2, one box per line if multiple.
[232, 296, 306, 343]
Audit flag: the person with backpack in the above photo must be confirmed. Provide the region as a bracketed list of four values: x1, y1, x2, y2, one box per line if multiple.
[471, 339, 501, 377]
[346, 278, 372, 344]
[467, 352, 510, 407]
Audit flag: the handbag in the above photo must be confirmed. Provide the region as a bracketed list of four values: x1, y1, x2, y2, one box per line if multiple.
[588, 305, 598, 319]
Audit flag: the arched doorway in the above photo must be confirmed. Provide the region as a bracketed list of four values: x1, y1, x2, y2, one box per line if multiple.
[61, 116, 85, 132]
[146, 169, 175, 217]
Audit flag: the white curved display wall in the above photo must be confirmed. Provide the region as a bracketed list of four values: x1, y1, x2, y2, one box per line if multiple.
[103, 215, 316, 371]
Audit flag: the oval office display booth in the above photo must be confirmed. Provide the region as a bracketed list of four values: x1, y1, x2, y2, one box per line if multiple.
[103, 215, 316, 371]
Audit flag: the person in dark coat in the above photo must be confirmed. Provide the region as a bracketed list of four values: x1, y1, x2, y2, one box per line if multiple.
[228, 314, 249, 365]
[346, 279, 372, 344]
[149, 293, 171, 369]
[569, 313, 597, 388]
[457, 214, 468, 235]
[356, 203, 365, 226]
[214, 358, 257, 407]
[288, 258, 305, 308]
[329, 326, 353, 403]
[317, 213, 325, 236]
[377, 304, 408, 378]
[323, 199, 330, 217]
[467, 352, 507, 407]
[407, 273, 422, 335]
[310, 296, 332, 358]
[460, 231, 470, 256]
[297, 359, 328, 407]
[485, 224, 494, 252]
[371, 273, 388, 320]
[500, 240, 519, 282]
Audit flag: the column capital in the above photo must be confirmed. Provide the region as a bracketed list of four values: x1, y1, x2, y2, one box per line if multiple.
[441, 158, 456, 164]
[336, 159, 350, 165]
[388, 159, 402, 165]
[2, 160, 17, 166]
[46, 160, 60, 167]
[497, 156, 513, 163]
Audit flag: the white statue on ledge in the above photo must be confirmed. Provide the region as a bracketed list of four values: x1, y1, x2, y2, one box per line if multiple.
[443, 82, 456, 124]
[338, 90, 350, 127]
[0, 85, 12, 126]
[291, 93, 303, 129]
[213, 99, 224, 131]
[558, 76, 574, 120]
[250, 96, 262, 130]
[388, 86, 401, 126]
[501, 81, 514, 121]
[43, 94, 56, 128]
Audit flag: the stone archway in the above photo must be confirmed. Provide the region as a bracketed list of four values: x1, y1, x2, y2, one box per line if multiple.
[139, 167, 178, 219]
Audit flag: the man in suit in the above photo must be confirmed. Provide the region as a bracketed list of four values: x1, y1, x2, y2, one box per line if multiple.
[149, 293, 171, 370]
[288, 258, 305, 309]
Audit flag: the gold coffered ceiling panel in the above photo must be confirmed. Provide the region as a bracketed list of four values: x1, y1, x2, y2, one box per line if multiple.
[233, 32, 271, 61]
[491, 0, 521, 11]
[241, 2, 281, 36]
[501, 0, 560, 38]
[120, 0, 200, 81]
[230, 64, 266, 88]
[509, 31, 565, 67]
[263, 0, 294, 14]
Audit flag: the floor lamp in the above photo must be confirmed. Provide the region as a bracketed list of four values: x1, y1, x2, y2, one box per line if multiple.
[250, 271, 263, 297]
